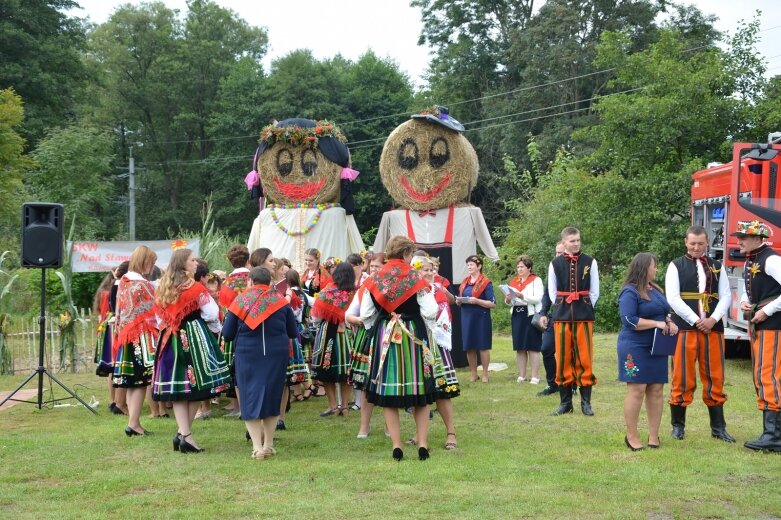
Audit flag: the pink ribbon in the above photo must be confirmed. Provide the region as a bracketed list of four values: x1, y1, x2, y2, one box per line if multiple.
[340, 167, 360, 181]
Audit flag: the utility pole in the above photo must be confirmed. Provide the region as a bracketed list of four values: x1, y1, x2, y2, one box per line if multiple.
[129, 146, 136, 241]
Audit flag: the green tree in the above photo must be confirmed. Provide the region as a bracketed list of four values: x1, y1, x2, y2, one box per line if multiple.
[0, 89, 33, 251]
[0, 0, 88, 146]
[28, 125, 116, 239]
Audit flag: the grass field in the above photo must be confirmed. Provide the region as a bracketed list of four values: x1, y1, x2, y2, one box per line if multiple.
[1, 334, 780, 520]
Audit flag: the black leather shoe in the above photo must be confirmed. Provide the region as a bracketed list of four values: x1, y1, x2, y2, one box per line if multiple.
[173, 433, 181, 452]
[580, 386, 594, 416]
[179, 433, 204, 453]
[624, 436, 644, 451]
[708, 405, 736, 443]
[744, 410, 781, 452]
[536, 385, 558, 397]
[551, 386, 574, 415]
[125, 426, 142, 437]
[392, 447, 403, 461]
[418, 447, 430, 461]
[670, 404, 686, 440]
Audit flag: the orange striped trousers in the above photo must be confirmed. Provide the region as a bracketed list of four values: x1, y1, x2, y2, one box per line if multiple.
[554, 321, 596, 387]
[668, 329, 727, 407]
[751, 330, 781, 412]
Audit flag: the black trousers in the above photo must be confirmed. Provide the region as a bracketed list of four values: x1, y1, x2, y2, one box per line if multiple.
[541, 325, 557, 389]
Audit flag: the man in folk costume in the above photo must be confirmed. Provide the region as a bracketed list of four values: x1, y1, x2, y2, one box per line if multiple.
[536, 241, 565, 397]
[735, 220, 781, 451]
[665, 225, 735, 442]
[548, 227, 599, 416]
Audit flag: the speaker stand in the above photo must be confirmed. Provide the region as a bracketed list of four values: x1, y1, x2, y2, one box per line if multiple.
[0, 268, 97, 414]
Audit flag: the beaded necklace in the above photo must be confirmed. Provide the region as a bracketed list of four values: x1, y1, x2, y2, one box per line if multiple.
[268, 202, 339, 237]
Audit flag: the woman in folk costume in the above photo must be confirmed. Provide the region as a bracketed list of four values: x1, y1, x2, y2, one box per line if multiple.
[112, 247, 159, 437]
[302, 247, 332, 298]
[505, 255, 545, 384]
[222, 267, 298, 460]
[93, 269, 118, 414]
[347, 252, 385, 438]
[310, 262, 356, 416]
[361, 236, 441, 461]
[275, 265, 309, 430]
[218, 244, 251, 414]
[411, 255, 461, 450]
[153, 248, 230, 453]
[286, 269, 312, 402]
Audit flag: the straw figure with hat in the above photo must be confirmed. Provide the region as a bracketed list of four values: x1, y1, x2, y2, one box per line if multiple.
[246, 118, 364, 272]
[734, 220, 781, 451]
[372, 106, 498, 285]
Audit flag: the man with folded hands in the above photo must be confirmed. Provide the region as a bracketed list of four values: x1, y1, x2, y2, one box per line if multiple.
[665, 225, 734, 443]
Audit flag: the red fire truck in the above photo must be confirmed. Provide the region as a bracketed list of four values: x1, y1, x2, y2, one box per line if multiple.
[691, 133, 781, 355]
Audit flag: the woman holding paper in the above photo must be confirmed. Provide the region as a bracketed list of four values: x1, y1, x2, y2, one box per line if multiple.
[617, 252, 678, 451]
[504, 255, 544, 384]
[458, 255, 496, 383]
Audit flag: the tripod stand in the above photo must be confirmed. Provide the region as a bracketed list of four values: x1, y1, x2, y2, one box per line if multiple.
[0, 268, 97, 414]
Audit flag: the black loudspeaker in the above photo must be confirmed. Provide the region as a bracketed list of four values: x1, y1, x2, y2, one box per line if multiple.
[21, 202, 64, 268]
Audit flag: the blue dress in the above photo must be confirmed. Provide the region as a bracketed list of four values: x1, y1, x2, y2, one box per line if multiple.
[617, 284, 670, 384]
[460, 282, 495, 350]
[222, 306, 298, 420]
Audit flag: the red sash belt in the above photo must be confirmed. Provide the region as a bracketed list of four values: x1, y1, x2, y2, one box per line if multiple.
[557, 290, 590, 303]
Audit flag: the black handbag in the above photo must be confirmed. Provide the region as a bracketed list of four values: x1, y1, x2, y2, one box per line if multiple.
[530, 313, 546, 332]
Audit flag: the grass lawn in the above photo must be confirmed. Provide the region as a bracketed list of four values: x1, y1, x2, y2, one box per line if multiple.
[1, 334, 780, 520]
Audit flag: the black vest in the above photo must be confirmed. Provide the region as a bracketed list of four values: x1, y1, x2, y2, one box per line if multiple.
[670, 255, 724, 332]
[744, 244, 781, 331]
[551, 253, 595, 322]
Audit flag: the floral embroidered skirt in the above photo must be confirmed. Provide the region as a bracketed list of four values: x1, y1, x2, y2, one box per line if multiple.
[365, 316, 439, 408]
[112, 330, 155, 388]
[349, 325, 371, 390]
[94, 318, 114, 377]
[287, 331, 310, 385]
[152, 317, 231, 401]
[310, 321, 353, 383]
[617, 340, 668, 384]
[430, 332, 460, 400]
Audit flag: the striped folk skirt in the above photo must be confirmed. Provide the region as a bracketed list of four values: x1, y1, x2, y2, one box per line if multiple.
[431, 331, 460, 400]
[310, 321, 353, 383]
[112, 330, 155, 388]
[349, 325, 371, 390]
[152, 317, 231, 402]
[287, 330, 310, 385]
[94, 318, 114, 377]
[365, 316, 439, 408]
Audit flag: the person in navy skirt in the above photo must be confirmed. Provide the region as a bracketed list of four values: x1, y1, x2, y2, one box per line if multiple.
[458, 255, 496, 383]
[618, 252, 678, 451]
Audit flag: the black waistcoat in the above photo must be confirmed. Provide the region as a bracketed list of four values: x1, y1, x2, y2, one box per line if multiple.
[670, 255, 724, 332]
[744, 244, 781, 331]
[551, 253, 595, 322]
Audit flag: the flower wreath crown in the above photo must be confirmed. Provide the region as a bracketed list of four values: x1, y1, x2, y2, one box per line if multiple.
[259, 120, 347, 146]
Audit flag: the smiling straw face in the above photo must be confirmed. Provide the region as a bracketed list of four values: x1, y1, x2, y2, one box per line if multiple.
[379, 118, 478, 210]
[257, 141, 342, 204]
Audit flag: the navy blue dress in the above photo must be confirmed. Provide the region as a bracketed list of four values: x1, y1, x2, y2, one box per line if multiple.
[460, 282, 495, 350]
[617, 284, 670, 384]
[222, 306, 297, 420]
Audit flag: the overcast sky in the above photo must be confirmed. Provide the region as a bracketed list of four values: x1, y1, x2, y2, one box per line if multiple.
[66, 0, 781, 86]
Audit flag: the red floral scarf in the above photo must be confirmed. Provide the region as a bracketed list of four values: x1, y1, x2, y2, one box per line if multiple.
[303, 265, 332, 292]
[311, 283, 354, 324]
[156, 281, 211, 333]
[114, 276, 158, 355]
[365, 259, 428, 313]
[218, 270, 250, 307]
[228, 284, 288, 330]
[508, 273, 537, 293]
[459, 272, 491, 299]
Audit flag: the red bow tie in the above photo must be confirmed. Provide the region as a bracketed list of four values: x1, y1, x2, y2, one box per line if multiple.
[687, 255, 707, 265]
[418, 209, 437, 217]
[563, 253, 580, 262]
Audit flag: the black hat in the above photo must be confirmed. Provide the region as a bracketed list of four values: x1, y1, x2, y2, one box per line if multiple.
[411, 105, 465, 133]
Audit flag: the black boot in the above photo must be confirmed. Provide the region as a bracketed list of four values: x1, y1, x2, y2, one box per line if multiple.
[708, 405, 736, 443]
[580, 386, 594, 416]
[744, 410, 781, 452]
[536, 384, 558, 397]
[670, 405, 686, 440]
[551, 386, 574, 416]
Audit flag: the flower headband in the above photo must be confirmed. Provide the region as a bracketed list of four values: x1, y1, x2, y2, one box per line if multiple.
[259, 120, 347, 146]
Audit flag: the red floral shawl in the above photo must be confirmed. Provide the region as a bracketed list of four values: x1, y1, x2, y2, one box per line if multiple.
[98, 290, 111, 322]
[508, 274, 538, 294]
[156, 282, 211, 333]
[311, 283, 354, 325]
[365, 259, 428, 313]
[218, 270, 250, 308]
[114, 275, 157, 356]
[228, 284, 288, 330]
[434, 273, 450, 288]
[459, 273, 492, 299]
[303, 265, 332, 293]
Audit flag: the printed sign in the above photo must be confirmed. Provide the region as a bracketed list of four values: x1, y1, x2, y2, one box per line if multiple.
[67, 239, 200, 272]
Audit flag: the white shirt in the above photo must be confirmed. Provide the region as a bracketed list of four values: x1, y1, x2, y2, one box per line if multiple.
[547, 258, 600, 307]
[665, 259, 731, 325]
[510, 276, 545, 316]
[739, 254, 781, 317]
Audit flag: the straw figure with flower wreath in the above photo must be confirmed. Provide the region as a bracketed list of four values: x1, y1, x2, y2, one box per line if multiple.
[373, 106, 498, 284]
[246, 118, 364, 272]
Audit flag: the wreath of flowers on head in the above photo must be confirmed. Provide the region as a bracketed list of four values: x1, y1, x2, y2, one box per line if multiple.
[418, 106, 443, 117]
[259, 120, 347, 146]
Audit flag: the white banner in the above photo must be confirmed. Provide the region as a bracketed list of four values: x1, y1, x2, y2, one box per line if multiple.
[68, 239, 201, 273]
